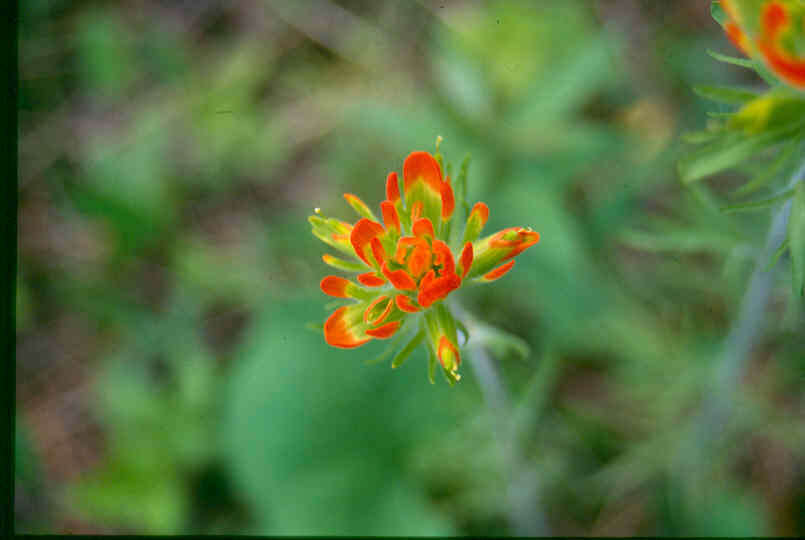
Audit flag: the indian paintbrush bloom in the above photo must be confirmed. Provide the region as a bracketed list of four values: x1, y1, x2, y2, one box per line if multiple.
[720, 0, 805, 89]
[310, 146, 539, 385]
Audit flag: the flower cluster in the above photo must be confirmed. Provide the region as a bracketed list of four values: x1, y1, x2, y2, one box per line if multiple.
[721, 0, 805, 89]
[310, 149, 539, 384]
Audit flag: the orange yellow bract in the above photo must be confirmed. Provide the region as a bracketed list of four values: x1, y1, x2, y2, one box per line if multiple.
[310, 149, 540, 384]
[721, 0, 805, 89]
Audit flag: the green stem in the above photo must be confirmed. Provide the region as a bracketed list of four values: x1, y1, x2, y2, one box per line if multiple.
[449, 302, 548, 535]
[691, 160, 805, 463]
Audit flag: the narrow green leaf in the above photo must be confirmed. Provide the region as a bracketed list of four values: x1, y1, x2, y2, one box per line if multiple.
[681, 129, 723, 144]
[364, 329, 411, 365]
[790, 181, 805, 296]
[694, 85, 760, 105]
[322, 254, 367, 272]
[686, 180, 725, 214]
[619, 229, 739, 254]
[706, 111, 735, 119]
[765, 237, 789, 272]
[720, 188, 795, 213]
[391, 329, 425, 369]
[426, 345, 437, 384]
[753, 62, 781, 87]
[707, 50, 755, 69]
[344, 194, 378, 221]
[732, 135, 801, 197]
[705, 49, 779, 85]
[679, 123, 801, 184]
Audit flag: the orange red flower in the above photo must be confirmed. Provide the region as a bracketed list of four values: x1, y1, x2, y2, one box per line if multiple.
[310, 149, 540, 384]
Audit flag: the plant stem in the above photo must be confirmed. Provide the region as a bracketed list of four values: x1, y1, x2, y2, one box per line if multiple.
[450, 302, 549, 536]
[694, 160, 805, 455]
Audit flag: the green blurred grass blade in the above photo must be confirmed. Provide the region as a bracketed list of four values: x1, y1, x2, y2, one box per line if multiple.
[720, 188, 795, 213]
[693, 85, 760, 105]
[790, 181, 805, 296]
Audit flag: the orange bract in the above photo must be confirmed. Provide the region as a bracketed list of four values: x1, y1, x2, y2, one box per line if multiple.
[324, 306, 371, 348]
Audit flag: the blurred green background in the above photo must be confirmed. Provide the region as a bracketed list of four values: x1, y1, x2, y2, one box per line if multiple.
[16, 0, 805, 535]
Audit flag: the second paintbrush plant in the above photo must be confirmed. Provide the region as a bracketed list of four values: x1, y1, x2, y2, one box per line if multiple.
[309, 140, 540, 385]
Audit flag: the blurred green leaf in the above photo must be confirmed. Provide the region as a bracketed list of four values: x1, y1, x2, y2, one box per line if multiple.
[364, 327, 415, 366]
[766, 237, 789, 271]
[693, 85, 760, 105]
[679, 125, 800, 184]
[474, 325, 530, 362]
[706, 49, 754, 69]
[619, 229, 740, 254]
[687, 486, 767, 536]
[681, 128, 724, 144]
[75, 9, 136, 98]
[731, 134, 801, 197]
[223, 300, 459, 535]
[69, 460, 186, 533]
[720, 188, 794, 213]
[504, 33, 618, 130]
[790, 180, 805, 296]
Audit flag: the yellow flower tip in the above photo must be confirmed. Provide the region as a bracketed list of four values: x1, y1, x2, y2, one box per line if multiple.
[314, 207, 321, 214]
[435, 135, 443, 149]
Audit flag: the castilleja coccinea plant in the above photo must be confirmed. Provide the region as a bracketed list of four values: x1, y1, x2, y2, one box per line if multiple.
[720, 0, 805, 89]
[309, 144, 540, 385]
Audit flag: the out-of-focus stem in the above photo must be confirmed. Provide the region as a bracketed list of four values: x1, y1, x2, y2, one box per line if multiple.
[697, 161, 805, 449]
[450, 302, 549, 536]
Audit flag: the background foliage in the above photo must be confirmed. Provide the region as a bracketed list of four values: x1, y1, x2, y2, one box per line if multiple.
[16, 0, 805, 535]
